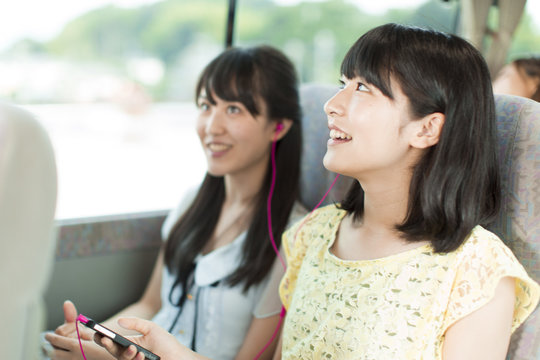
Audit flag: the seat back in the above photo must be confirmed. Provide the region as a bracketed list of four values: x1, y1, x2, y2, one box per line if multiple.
[0, 103, 57, 359]
[299, 83, 353, 210]
[488, 94, 540, 360]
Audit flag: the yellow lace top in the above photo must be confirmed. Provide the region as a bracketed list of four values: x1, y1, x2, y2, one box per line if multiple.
[279, 205, 540, 360]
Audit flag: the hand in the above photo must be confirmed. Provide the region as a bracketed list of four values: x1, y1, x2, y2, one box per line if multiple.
[43, 300, 111, 360]
[45, 332, 113, 360]
[53, 300, 92, 339]
[94, 318, 202, 360]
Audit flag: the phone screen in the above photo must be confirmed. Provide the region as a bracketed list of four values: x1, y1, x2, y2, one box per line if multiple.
[80, 315, 160, 360]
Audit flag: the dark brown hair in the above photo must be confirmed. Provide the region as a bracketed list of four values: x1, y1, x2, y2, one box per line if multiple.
[339, 23, 500, 253]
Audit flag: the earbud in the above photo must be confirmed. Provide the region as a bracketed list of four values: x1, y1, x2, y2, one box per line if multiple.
[275, 123, 284, 134]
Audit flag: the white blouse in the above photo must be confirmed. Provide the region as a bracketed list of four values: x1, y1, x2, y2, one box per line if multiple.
[151, 191, 304, 359]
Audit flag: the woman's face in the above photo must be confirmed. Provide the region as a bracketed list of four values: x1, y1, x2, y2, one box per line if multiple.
[493, 63, 537, 99]
[323, 76, 419, 182]
[196, 91, 275, 179]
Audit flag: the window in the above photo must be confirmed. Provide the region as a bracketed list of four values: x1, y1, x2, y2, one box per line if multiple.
[1, 0, 538, 219]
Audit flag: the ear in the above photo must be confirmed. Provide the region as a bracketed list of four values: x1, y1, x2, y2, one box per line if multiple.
[269, 119, 294, 141]
[409, 112, 445, 149]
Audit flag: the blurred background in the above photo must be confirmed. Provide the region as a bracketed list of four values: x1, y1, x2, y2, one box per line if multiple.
[1, 0, 538, 219]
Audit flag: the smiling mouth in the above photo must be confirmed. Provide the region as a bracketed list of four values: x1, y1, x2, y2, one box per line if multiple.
[329, 129, 352, 141]
[207, 143, 232, 153]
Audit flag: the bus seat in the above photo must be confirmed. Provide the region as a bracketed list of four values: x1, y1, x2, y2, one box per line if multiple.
[299, 83, 353, 210]
[298, 85, 540, 358]
[0, 103, 57, 359]
[488, 94, 540, 360]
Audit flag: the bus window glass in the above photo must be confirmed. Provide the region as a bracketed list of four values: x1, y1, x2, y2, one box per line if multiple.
[0, 0, 538, 219]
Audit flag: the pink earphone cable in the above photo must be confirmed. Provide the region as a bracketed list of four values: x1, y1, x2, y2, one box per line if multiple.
[76, 314, 89, 360]
[266, 136, 287, 271]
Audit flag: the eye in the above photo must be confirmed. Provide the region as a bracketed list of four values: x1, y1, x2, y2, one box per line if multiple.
[356, 82, 369, 92]
[338, 79, 345, 89]
[227, 105, 241, 115]
[198, 101, 210, 112]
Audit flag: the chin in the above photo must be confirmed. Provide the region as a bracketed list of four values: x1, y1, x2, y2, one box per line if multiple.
[323, 152, 339, 172]
[206, 168, 227, 177]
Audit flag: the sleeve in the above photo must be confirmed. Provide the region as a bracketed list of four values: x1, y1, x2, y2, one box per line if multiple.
[253, 201, 308, 318]
[443, 228, 540, 334]
[278, 209, 318, 310]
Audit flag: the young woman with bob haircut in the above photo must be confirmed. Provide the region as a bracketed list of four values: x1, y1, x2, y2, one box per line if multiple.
[94, 24, 539, 360]
[45, 45, 305, 360]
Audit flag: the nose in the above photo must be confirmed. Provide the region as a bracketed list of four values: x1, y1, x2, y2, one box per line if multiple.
[324, 89, 345, 118]
[204, 109, 226, 135]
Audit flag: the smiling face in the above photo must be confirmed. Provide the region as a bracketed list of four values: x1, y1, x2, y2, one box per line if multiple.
[323, 76, 421, 183]
[196, 91, 276, 179]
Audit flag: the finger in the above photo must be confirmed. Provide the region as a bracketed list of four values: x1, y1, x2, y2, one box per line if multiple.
[55, 322, 76, 337]
[45, 333, 73, 351]
[55, 322, 93, 340]
[117, 318, 154, 336]
[63, 300, 78, 324]
[97, 335, 120, 355]
[119, 345, 139, 360]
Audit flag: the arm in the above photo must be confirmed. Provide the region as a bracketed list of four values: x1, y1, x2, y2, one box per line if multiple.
[234, 312, 283, 360]
[442, 276, 515, 360]
[272, 330, 283, 360]
[45, 249, 164, 360]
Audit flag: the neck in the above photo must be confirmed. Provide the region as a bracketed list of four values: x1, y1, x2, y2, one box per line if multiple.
[354, 169, 412, 235]
[361, 184, 409, 231]
[223, 160, 268, 207]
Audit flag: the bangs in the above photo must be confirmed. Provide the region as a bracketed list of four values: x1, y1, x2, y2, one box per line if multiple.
[340, 26, 400, 99]
[196, 49, 261, 115]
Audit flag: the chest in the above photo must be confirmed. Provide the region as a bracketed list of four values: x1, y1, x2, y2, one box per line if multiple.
[283, 244, 457, 359]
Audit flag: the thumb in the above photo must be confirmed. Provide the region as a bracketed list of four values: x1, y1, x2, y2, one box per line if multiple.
[63, 300, 78, 324]
[118, 317, 157, 336]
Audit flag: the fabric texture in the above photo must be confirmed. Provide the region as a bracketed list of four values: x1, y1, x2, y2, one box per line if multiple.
[488, 95, 540, 360]
[0, 103, 57, 359]
[279, 205, 540, 360]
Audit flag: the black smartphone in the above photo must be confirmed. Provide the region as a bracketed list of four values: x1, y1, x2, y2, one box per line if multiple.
[79, 315, 160, 360]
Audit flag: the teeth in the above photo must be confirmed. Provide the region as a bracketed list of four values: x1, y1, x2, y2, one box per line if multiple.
[208, 143, 230, 152]
[329, 129, 352, 140]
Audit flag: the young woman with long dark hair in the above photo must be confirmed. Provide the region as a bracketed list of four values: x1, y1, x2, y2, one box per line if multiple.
[45, 45, 304, 360]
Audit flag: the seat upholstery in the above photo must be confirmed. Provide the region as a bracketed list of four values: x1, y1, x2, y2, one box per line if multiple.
[298, 85, 540, 358]
[488, 94, 539, 360]
[0, 103, 57, 359]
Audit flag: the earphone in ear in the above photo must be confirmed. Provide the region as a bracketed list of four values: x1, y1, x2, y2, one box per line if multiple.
[275, 123, 284, 134]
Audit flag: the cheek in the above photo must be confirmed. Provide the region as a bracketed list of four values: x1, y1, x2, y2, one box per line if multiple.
[195, 118, 206, 138]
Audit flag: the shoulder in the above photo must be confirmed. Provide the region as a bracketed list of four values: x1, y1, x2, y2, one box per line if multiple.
[282, 204, 345, 259]
[296, 203, 346, 232]
[445, 225, 540, 333]
[285, 204, 345, 244]
[456, 226, 520, 266]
